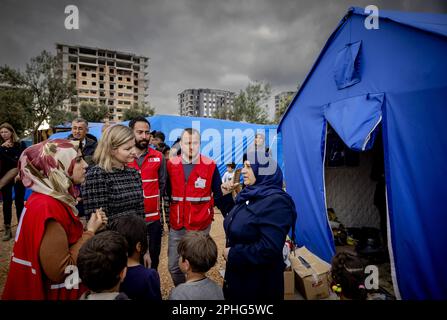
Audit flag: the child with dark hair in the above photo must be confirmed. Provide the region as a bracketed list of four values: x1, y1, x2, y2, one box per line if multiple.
[331, 252, 368, 300]
[151, 131, 166, 149]
[169, 231, 224, 300]
[109, 215, 162, 301]
[78, 231, 129, 300]
[222, 163, 236, 184]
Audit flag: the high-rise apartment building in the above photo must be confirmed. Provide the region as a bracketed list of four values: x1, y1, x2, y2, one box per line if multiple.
[274, 91, 296, 116]
[56, 43, 149, 121]
[178, 88, 235, 118]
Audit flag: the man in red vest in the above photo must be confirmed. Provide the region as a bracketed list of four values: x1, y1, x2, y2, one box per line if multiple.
[128, 116, 167, 271]
[167, 128, 235, 286]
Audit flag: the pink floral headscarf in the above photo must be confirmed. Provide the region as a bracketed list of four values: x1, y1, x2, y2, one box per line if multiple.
[19, 139, 81, 215]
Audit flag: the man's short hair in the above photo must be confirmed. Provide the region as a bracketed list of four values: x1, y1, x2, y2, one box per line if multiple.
[109, 215, 148, 258]
[177, 231, 218, 273]
[152, 131, 165, 142]
[181, 128, 201, 140]
[77, 231, 128, 293]
[72, 118, 88, 127]
[128, 116, 150, 129]
[226, 162, 236, 169]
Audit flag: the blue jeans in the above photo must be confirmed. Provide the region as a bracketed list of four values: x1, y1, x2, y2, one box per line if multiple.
[168, 225, 211, 286]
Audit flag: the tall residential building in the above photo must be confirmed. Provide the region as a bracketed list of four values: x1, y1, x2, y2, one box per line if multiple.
[56, 43, 149, 121]
[274, 91, 296, 116]
[178, 88, 235, 118]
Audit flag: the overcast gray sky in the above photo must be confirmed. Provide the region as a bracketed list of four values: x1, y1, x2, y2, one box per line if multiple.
[1, 0, 446, 117]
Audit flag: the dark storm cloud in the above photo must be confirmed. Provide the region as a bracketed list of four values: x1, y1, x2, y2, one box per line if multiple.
[1, 0, 446, 116]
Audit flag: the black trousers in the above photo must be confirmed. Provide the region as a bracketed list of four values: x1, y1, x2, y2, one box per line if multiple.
[1, 181, 25, 225]
[147, 219, 162, 271]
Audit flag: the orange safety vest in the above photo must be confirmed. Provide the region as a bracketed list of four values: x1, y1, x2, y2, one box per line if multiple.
[2, 193, 86, 300]
[128, 148, 162, 222]
[167, 155, 216, 231]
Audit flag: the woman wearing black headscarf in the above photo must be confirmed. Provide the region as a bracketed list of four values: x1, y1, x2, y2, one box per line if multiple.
[223, 152, 297, 301]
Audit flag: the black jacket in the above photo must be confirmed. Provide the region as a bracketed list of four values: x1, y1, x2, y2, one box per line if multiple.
[67, 133, 98, 165]
[223, 193, 297, 301]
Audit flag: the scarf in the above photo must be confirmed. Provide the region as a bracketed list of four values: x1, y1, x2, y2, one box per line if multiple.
[19, 139, 81, 215]
[235, 152, 291, 204]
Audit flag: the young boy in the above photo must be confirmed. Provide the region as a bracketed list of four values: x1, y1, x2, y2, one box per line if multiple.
[222, 162, 236, 184]
[110, 215, 162, 301]
[77, 231, 129, 300]
[169, 231, 224, 300]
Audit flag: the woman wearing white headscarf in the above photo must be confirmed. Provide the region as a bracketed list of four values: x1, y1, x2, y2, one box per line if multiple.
[2, 139, 107, 300]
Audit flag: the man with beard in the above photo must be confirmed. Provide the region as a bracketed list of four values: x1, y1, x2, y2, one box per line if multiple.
[128, 116, 167, 271]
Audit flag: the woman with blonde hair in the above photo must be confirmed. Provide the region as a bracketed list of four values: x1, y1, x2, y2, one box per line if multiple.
[82, 124, 144, 222]
[0, 122, 26, 241]
[2, 139, 107, 300]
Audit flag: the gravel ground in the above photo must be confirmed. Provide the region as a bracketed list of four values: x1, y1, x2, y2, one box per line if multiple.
[0, 204, 226, 300]
[1, 203, 394, 300]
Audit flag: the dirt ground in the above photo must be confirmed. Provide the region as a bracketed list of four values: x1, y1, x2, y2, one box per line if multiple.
[0, 203, 394, 300]
[0, 204, 226, 300]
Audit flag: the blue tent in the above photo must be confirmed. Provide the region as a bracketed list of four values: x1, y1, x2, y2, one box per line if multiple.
[278, 7, 447, 300]
[50, 115, 282, 177]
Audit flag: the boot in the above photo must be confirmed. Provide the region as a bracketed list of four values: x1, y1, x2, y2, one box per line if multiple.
[2, 225, 12, 241]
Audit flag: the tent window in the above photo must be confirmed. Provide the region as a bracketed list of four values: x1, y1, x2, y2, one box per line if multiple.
[324, 93, 383, 151]
[334, 41, 362, 89]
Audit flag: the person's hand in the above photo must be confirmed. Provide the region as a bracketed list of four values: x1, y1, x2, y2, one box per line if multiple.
[223, 247, 231, 261]
[86, 208, 108, 233]
[221, 182, 239, 196]
[0, 168, 18, 189]
[143, 251, 152, 268]
[1, 141, 13, 148]
[14, 174, 20, 183]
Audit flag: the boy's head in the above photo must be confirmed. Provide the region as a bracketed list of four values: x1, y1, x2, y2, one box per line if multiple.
[177, 231, 218, 274]
[109, 215, 148, 259]
[226, 162, 236, 172]
[152, 131, 165, 147]
[78, 231, 128, 293]
[331, 252, 367, 300]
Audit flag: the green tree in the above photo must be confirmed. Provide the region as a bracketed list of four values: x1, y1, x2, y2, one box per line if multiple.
[213, 81, 271, 124]
[49, 109, 77, 127]
[123, 102, 155, 121]
[274, 94, 294, 123]
[0, 50, 75, 140]
[79, 102, 109, 122]
[242, 82, 271, 124]
[0, 86, 34, 136]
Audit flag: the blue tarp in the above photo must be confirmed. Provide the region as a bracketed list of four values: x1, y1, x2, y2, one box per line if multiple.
[50, 115, 283, 178]
[279, 7, 447, 299]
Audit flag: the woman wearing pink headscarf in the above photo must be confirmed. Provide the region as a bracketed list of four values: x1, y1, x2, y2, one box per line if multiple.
[2, 139, 107, 300]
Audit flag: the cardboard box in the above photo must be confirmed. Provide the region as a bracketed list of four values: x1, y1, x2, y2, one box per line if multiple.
[290, 246, 331, 300]
[284, 269, 295, 297]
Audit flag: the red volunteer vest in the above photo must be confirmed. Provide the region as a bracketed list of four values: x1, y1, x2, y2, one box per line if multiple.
[2, 193, 86, 300]
[128, 148, 162, 222]
[167, 155, 216, 231]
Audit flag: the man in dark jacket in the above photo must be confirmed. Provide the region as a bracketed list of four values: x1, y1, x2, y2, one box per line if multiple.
[67, 118, 98, 218]
[68, 118, 98, 166]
